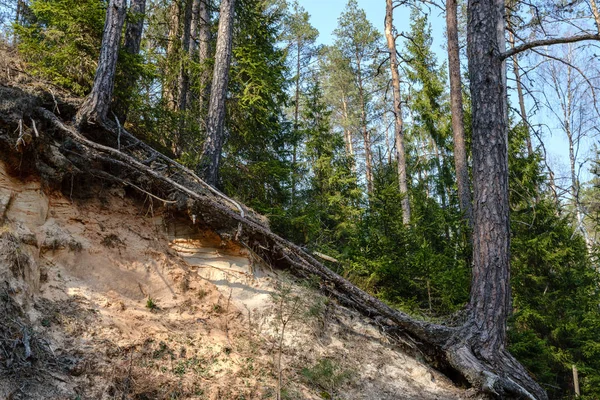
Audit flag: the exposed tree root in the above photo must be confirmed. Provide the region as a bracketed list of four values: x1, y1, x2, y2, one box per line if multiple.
[0, 102, 548, 399]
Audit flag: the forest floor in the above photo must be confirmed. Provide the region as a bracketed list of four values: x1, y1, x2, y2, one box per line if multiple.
[0, 160, 472, 399]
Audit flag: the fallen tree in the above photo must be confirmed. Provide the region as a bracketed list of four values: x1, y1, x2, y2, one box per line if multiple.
[0, 73, 545, 398]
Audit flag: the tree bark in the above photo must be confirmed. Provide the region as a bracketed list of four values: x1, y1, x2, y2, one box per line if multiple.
[124, 0, 145, 57]
[177, 0, 194, 114]
[355, 54, 374, 196]
[385, 0, 410, 224]
[445, 0, 472, 229]
[115, 0, 146, 122]
[200, 0, 235, 186]
[444, 0, 547, 397]
[76, 0, 127, 126]
[197, 0, 212, 117]
[164, 0, 182, 111]
[590, 0, 600, 32]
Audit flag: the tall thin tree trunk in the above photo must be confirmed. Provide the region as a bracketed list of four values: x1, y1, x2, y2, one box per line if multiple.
[116, 0, 146, 122]
[385, 0, 410, 224]
[177, 0, 193, 114]
[189, 0, 200, 55]
[291, 36, 301, 206]
[341, 95, 354, 159]
[197, 0, 212, 118]
[76, 0, 127, 126]
[355, 56, 373, 196]
[506, 9, 533, 155]
[124, 0, 145, 57]
[445, 0, 472, 229]
[200, 0, 235, 186]
[164, 0, 182, 111]
[468, 0, 510, 354]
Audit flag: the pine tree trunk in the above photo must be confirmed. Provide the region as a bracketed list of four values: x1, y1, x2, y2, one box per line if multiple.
[444, 0, 547, 397]
[385, 0, 410, 224]
[200, 0, 235, 186]
[197, 0, 212, 118]
[124, 0, 145, 56]
[445, 0, 472, 229]
[355, 55, 373, 196]
[177, 0, 193, 114]
[76, 0, 127, 126]
[115, 0, 146, 122]
[164, 0, 182, 111]
[189, 0, 200, 55]
[341, 95, 354, 161]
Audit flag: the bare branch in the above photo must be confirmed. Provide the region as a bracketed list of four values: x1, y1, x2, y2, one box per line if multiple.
[500, 33, 600, 59]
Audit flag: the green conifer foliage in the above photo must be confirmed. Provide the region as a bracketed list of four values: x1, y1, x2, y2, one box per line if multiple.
[288, 73, 361, 253]
[14, 0, 106, 94]
[508, 123, 600, 399]
[220, 0, 291, 228]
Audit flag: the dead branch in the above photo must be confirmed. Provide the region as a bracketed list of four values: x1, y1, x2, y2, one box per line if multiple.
[500, 33, 600, 59]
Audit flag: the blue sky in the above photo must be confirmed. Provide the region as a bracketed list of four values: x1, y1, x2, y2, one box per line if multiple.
[299, 0, 593, 185]
[301, 0, 446, 52]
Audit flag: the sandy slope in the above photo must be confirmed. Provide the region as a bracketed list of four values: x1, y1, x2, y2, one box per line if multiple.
[0, 160, 469, 399]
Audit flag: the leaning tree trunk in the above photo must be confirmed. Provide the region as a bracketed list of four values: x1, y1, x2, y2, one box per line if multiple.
[199, 0, 235, 186]
[445, 0, 472, 229]
[76, 0, 127, 126]
[385, 0, 410, 224]
[443, 0, 547, 397]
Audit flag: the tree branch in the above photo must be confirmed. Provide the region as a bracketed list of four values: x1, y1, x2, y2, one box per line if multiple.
[500, 33, 600, 60]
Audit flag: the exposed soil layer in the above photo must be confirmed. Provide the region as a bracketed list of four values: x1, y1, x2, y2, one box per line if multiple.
[0, 160, 469, 399]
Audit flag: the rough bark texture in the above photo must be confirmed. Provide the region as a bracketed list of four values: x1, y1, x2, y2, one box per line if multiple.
[76, 0, 127, 126]
[385, 0, 410, 224]
[200, 0, 235, 186]
[443, 0, 548, 397]
[445, 0, 472, 229]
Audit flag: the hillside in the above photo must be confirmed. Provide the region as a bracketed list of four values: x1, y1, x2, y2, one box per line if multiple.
[0, 48, 473, 400]
[0, 161, 468, 399]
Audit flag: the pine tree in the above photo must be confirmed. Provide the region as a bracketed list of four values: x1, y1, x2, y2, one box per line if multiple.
[333, 0, 382, 196]
[281, 0, 319, 208]
[291, 73, 361, 251]
[200, 0, 236, 185]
